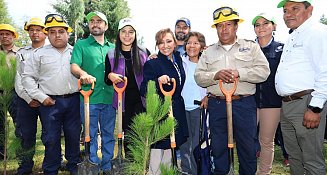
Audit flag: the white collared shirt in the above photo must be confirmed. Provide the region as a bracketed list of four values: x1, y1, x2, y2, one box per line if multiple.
[275, 18, 327, 108]
[22, 44, 78, 103]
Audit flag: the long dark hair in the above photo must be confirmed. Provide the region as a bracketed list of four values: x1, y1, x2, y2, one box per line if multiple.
[113, 29, 142, 75]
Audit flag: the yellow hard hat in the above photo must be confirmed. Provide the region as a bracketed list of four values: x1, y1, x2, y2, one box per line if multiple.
[24, 17, 45, 31]
[211, 6, 244, 28]
[0, 23, 19, 39]
[43, 14, 73, 33]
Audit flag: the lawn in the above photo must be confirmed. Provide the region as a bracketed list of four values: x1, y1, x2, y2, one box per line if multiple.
[1, 117, 327, 174]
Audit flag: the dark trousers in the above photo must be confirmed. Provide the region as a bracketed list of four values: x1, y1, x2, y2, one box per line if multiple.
[15, 96, 40, 173]
[208, 95, 257, 175]
[122, 99, 145, 157]
[274, 123, 288, 159]
[39, 94, 81, 175]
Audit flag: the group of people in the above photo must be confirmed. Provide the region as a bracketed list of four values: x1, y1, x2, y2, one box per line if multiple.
[0, 0, 327, 175]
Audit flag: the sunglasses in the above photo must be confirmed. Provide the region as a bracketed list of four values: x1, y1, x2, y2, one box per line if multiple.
[213, 7, 239, 20]
[45, 14, 65, 24]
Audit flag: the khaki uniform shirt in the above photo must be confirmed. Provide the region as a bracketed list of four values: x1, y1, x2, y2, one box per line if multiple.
[0, 44, 20, 68]
[194, 38, 270, 96]
[22, 44, 78, 103]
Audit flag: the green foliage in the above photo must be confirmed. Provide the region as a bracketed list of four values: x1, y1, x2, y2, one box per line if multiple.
[0, 51, 16, 173]
[124, 81, 175, 175]
[159, 164, 180, 175]
[52, 0, 130, 44]
[0, 0, 11, 23]
[52, 0, 85, 45]
[320, 14, 327, 25]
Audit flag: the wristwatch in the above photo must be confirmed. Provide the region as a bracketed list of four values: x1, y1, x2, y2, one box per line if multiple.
[307, 105, 323, 113]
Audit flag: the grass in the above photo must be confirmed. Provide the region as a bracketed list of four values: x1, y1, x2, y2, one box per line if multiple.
[1, 117, 327, 174]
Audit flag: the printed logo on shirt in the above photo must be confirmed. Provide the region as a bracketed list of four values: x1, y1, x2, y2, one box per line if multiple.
[239, 47, 250, 52]
[293, 43, 303, 48]
[275, 46, 283, 52]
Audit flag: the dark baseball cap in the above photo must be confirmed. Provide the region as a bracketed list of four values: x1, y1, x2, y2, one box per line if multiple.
[175, 17, 191, 27]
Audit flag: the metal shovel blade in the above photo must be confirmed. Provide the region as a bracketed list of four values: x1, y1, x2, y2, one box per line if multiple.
[77, 158, 99, 175]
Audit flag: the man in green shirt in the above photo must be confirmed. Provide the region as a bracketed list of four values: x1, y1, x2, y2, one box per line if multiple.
[70, 11, 115, 175]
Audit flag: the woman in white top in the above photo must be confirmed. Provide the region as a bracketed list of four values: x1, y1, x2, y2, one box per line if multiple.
[180, 31, 208, 175]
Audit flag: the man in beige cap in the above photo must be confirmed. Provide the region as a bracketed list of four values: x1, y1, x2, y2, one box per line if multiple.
[194, 6, 270, 174]
[275, 0, 327, 174]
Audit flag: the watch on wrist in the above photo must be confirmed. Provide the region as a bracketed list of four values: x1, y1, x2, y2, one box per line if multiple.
[307, 105, 323, 113]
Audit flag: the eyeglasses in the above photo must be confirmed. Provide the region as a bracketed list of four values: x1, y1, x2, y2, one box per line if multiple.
[213, 7, 239, 20]
[45, 14, 65, 24]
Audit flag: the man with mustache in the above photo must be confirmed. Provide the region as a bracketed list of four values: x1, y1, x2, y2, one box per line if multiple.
[22, 14, 80, 174]
[174, 17, 191, 56]
[275, 0, 327, 174]
[70, 11, 115, 175]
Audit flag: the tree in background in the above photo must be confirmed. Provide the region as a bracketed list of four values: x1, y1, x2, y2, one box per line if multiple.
[320, 14, 327, 25]
[0, 0, 10, 23]
[52, 0, 130, 45]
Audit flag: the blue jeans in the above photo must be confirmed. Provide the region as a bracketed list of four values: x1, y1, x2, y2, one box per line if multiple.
[39, 94, 81, 175]
[208, 95, 257, 175]
[80, 102, 116, 171]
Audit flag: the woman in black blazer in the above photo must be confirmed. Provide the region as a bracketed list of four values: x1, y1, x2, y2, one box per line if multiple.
[140, 28, 188, 175]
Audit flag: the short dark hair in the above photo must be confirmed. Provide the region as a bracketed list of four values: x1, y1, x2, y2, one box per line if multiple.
[303, 1, 311, 9]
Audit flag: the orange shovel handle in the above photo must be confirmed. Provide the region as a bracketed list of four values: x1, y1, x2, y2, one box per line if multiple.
[78, 79, 95, 102]
[219, 78, 238, 103]
[159, 78, 176, 97]
[113, 76, 128, 100]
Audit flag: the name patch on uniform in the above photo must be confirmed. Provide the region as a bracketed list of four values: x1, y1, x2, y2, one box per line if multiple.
[239, 47, 250, 52]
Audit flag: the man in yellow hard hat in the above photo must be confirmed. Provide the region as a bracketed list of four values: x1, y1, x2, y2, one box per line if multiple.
[22, 14, 80, 175]
[194, 6, 270, 174]
[0, 23, 20, 160]
[14, 17, 47, 175]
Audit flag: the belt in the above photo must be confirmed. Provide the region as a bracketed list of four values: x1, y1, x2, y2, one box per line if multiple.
[208, 93, 251, 101]
[282, 89, 313, 102]
[48, 92, 79, 98]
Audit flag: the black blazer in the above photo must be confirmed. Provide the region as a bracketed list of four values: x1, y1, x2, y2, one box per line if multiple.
[140, 51, 188, 149]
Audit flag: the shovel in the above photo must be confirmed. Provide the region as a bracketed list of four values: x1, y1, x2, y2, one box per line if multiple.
[111, 76, 128, 174]
[219, 78, 238, 175]
[159, 78, 177, 167]
[77, 79, 99, 175]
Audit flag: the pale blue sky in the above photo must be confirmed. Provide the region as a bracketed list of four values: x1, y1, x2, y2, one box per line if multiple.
[5, 0, 327, 52]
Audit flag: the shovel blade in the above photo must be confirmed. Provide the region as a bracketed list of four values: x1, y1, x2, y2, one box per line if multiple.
[111, 157, 127, 174]
[77, 159, 99, 175]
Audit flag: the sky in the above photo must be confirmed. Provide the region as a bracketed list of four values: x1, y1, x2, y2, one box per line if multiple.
[5, 0, 327, 52]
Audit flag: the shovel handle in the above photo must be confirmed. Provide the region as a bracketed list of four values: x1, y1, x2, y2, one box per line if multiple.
[159, 78, 176, 149]
[78, 79, 95, 143]
[78, 79, 95, 103]
[219, 78, 238, 149]
[113, 76, 128, 101]
[159, 78, 176, 97]
[113, 76, 128, 139]
[219, 79, 238, 103]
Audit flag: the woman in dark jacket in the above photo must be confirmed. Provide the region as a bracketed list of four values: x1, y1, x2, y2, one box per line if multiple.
[140, 28, 188, 175]
[252, 13, 285, 174]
